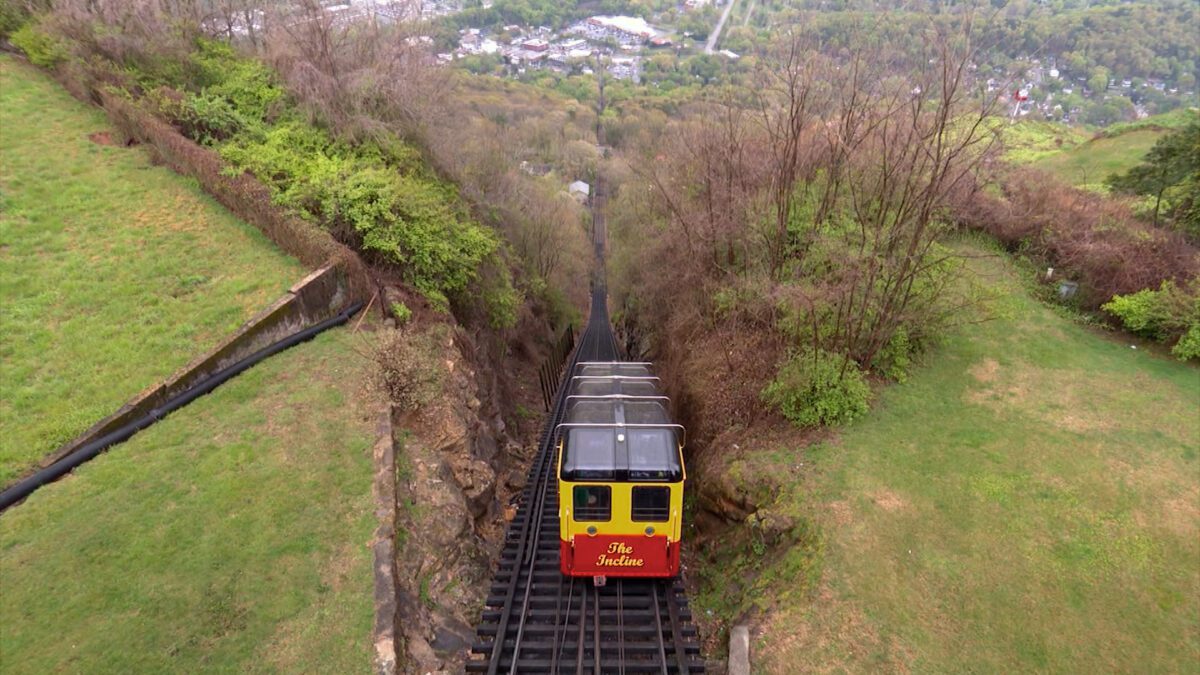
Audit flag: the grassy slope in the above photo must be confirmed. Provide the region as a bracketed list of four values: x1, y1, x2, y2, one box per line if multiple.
[1008, 110, 1196, 189]
[996, 119, 1090, 164]
[745, 242, 1199, 672]
[1031, 128, 1165, 190]
[0, 328, 377, 673]
[0, 55, 302, 483]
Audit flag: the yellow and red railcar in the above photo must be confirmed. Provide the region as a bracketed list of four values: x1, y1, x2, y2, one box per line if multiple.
[556, 362, 686, 582]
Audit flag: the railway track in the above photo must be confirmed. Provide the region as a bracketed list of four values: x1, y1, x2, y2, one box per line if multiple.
[469, 290, 706, 674]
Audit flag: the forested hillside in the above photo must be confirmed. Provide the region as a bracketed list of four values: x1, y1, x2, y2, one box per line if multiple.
[1, 0, 1196, 672]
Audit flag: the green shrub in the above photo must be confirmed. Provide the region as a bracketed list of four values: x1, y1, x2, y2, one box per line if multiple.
[0, 1, 29, 38]
[1171, 324, 1200, 361]
[1102, 287, 1166, 337]
[1102, 280, 1200, 361]
[149, 89, 247, 145]
[10, 20, 66, 68]
[481, 263, 522, 329]
[391, 302, 413, 325]
[871, 327, 913, 382]
[190, 40, 284, 123]
[762, 349, 871, 429]
[220, 123, 498, 307]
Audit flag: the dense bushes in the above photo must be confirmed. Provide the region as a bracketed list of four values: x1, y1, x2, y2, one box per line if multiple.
[12, 25, 520, 324]
[217, 122, 499, 310]
[761, 350, 871, 429]
[953, 169, 1199, 310]
[170, 42, 517, 324]
[1102, 280, 1200, 360]
[611, 33, 1002, 433]
[9, 19, 65, 68]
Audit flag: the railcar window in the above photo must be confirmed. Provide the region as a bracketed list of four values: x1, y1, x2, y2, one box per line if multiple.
[564, 429, 617, 479]
[624, 401, 671, 425]
[632, 486, 671, 522]
[628, 429, 681, 481]
[573, 485, 611, 521]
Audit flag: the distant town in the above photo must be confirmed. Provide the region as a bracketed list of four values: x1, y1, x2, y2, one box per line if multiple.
[998, 58, 1189, 125]
[208, 0, 1195, 128]
[448, 14, 696, 83]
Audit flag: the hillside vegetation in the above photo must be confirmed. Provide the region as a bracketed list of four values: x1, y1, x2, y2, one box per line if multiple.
[695, 241, 1200, 672]
[0, 55, 302, 484]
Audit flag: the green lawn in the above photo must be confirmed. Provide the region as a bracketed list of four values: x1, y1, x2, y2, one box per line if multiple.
[1031, 128, 1166, 190]
[995, 113, 1191, 191]
[716, 242, 1199, 672]
[0, 55, 302, 484]
[0, 328, 378, 673]
[995, 118, 1089, 164]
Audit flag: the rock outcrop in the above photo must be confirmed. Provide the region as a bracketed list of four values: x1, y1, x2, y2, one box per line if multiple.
[389, 324, 535, 674]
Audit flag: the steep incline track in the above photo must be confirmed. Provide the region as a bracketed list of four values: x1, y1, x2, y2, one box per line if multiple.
[469, 290, 704, 673]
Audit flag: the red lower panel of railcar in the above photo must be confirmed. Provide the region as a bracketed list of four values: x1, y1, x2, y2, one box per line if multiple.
[560, 535, 681, 577]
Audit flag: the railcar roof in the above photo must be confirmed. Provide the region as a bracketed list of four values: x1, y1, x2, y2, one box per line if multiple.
[559, 362, 683, 482]
[577, 363, 655, 378]
[572, 379, 661, 396]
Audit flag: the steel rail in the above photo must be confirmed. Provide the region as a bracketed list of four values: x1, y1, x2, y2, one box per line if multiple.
[486, 322, 582, 675]
[651, 584, 670, 675]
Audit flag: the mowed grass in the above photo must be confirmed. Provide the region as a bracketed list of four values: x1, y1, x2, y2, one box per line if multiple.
[747, 242, 1199, 672]
[0, 55, 302, 484]
[0, 328, 378, 673]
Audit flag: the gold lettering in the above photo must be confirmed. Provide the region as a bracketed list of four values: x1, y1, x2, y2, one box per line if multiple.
[595, 554, 645, 567]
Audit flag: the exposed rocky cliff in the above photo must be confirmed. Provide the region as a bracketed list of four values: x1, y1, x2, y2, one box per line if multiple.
[386, 321, 546, 673]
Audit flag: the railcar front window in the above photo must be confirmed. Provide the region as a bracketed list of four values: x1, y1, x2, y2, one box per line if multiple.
[631, 486, 671, 522]
[563, 429, 616, 480]
[573, 485, 611, 521]
[628, 429, 682, 481]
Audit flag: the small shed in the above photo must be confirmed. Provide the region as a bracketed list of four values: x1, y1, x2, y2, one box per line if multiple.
[568, 180, 591, 204]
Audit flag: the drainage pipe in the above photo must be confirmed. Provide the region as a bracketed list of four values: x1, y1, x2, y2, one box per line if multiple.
[0, 302, 364, 512]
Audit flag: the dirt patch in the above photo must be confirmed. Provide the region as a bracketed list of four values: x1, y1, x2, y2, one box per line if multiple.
[872, 489, 907, 512]
[88, 130, 116, 145]
[969, 358, 1000, 383]
[827, 500, 854, 526]
[964, 366, 1143, 435]
[1160, 492, 1200, 538]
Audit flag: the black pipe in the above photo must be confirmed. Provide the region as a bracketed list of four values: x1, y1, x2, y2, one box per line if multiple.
[0, 302, 364, 512]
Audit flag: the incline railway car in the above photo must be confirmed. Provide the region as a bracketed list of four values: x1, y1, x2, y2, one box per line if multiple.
[556, 362, 685, 583]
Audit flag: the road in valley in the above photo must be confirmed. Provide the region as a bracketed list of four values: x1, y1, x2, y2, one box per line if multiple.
[704, 0, 738, 54]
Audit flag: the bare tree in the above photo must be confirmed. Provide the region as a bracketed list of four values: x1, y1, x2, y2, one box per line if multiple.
[261, 0, 448, 140]
[618, 19, 1002, 378]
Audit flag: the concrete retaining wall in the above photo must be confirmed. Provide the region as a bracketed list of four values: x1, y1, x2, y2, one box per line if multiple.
[729, 625, 751, 675]
[372, 408, 401, 675]
[43, 264, 352, 468]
